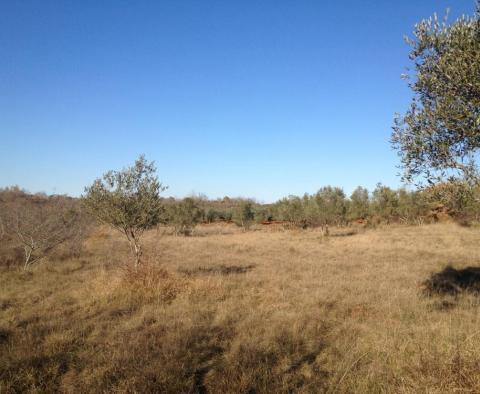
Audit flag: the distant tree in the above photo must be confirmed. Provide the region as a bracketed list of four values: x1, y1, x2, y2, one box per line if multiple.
[167, 197, 203, 235]
[275, 196, 306, 227]
[392, 4, 480, 187]
[397, 189, 430, 224]
[253, 206, 272, 223]
[205, 208, 218, 223]
[233, 200, 255, 230]
[424, 180, 478, 219]
[0, 213, 4, 241]
[314, 186, 347, 227]
[372, 183, 399, 222]
[348, 186, 370, 220]
[83, 155, 166, 267]
[218, 208, 233, 221]
[303, 194, 320, 227]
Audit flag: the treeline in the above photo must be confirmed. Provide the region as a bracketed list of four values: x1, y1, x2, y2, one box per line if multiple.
[271, 183, 480, 226]
[164, 182, 480, 230]
[2, 176, 479, 269]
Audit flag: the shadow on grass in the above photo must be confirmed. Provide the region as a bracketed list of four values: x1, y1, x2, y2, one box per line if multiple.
[330, 230, 358, 237]
[191, 344, 224, 394]
[423, 266, 480, 296]
[0, 328, 11, 345]
[284, 348, 325, 374]
[179, 264, 256, 277]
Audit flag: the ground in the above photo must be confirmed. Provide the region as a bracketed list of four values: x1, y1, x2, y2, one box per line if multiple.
[2, 223, 480, 393]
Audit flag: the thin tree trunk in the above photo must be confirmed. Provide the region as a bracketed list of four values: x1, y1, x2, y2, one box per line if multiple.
[132, 237, 141, 268]
[125, 229, 142, 268]
[24, 246, 32, 270]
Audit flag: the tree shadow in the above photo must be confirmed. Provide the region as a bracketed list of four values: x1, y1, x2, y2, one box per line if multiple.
[423, 266, 480, 296]
[330, 230, 357, 237]
[190, 344, 224, 394]
[0, 328, 11, 345]
[428, 299, 457, 311]
[284, 347, 326, 374]
[179, 264, 256, 277]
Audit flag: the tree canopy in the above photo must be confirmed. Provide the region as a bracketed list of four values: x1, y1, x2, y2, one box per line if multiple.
[392, 4, 480, 186]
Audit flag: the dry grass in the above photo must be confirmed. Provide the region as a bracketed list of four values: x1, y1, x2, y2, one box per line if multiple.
[2, 223, 480, 393]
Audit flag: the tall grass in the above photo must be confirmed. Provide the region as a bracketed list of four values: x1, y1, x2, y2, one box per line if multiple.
[1, 223, 480, 392]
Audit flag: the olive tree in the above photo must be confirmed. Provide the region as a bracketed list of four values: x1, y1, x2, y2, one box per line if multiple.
[253, 206, 273, 223]
[273, 196, 305, 227]
[205, 208, 218, 223]
[397, 189, 430, 224]
[167, 197, 203, 236]
[233, 200, 255, 230]
[392, 4, 480, 186]
[372, 183, 399, 222]
[83, 155, 166, 267]
[302, 194, 320, 228]
[348, 186, 370, 220]
[314, 186, 347, 227]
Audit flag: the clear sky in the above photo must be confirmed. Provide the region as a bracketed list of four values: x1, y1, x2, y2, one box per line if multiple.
[0, 0, 476, 202]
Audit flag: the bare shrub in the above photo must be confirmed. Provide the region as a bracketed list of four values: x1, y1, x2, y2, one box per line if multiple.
[0, 188, 86, 270]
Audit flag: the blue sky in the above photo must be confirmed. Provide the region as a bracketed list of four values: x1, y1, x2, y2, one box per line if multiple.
[0, 0, 475, 202]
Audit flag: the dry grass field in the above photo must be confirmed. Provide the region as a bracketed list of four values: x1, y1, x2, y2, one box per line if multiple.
[2, 223, 480, 393]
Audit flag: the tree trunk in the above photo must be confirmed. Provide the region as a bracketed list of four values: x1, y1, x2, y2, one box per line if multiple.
[23, 246, 32, 270]
[132, 238, 141, 268]
[125, 229, 142, 268]
[322, 224, 329, 236]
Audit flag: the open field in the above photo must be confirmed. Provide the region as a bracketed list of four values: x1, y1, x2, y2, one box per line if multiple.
[2, 223, 480, 393]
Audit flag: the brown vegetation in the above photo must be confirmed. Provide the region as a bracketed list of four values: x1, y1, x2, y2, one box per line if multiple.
[2, 222, 480, 392]
[0, 187, 91, 269]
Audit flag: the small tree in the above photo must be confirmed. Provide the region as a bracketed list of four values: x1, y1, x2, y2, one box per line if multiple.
[233, 200, 255, 230]
[83, 155, 166, 267]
